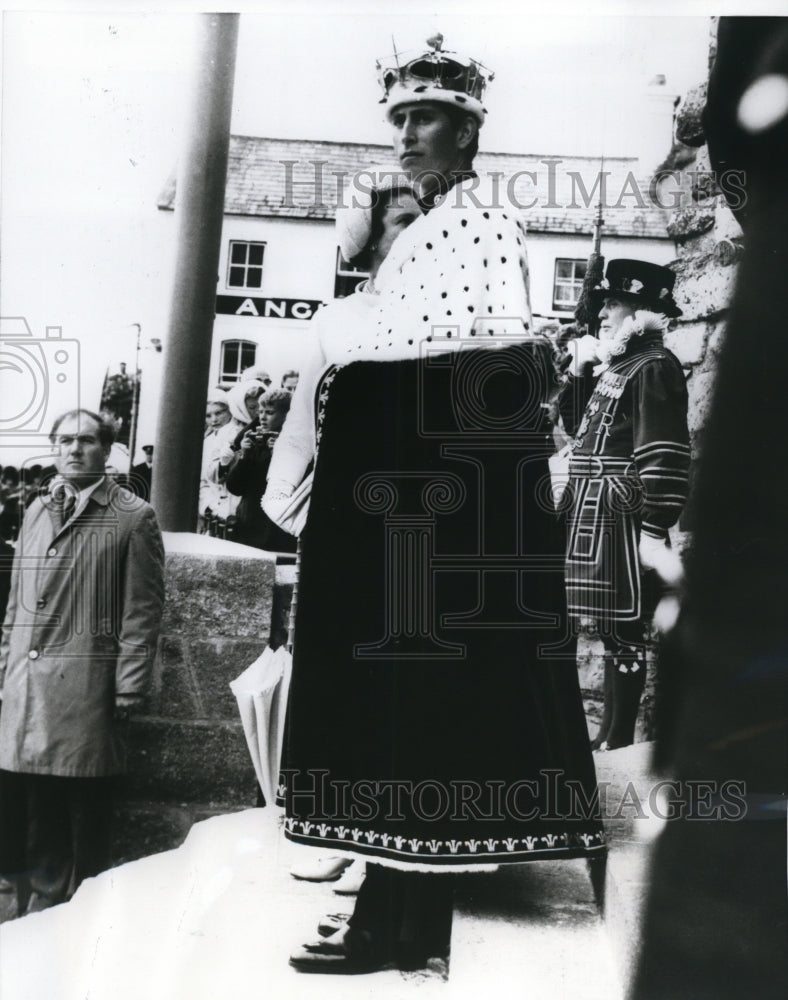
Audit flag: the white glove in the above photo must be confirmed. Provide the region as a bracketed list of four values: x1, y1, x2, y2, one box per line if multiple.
[218, 446, 235, 466]
[567, 334, 601, 376]
[639, 532, 682, 586]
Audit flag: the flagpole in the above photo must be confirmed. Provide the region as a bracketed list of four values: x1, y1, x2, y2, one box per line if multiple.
[151, 13, 239, 530]
[128, 323, 141, 470]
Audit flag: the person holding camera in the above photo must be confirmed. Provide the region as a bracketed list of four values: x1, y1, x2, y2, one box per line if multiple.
[225, 387, 296, 553]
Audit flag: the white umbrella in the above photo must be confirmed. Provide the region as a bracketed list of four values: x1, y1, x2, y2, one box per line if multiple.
[230, 544, 300, 805]
[229, 644, 292, 805]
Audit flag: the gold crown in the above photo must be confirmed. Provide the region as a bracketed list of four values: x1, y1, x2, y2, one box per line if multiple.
[376, 34, 494, 122]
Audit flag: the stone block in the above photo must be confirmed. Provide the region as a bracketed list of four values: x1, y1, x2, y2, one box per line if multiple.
[672, 254, 737, 321]
[153, 635, 201, 719]
[125, 718, 258, 806]
[711, 201, 744, 243]
[664, 323, 707, 366]
[702, 319, 727, 370]
[162, 533, 275, 640]
[672, 231, 717, 260]
[675, 83, 708, 147]
[691, 170, 719, 204]
[667, 207, 715, 242]
[687, 370, 718, 435]
[690, 144, 712, 179]
[190, 638, 265, 719]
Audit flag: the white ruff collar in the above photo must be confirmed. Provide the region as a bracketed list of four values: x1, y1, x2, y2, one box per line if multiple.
[594, 310, 668, 374]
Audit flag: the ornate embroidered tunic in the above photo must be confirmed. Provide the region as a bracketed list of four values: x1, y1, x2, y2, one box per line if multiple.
[559, 332, 691, 620]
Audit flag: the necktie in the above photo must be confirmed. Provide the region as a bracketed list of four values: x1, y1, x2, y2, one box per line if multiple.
[54, 491, 76, 531]
[62, 495, 76, 525]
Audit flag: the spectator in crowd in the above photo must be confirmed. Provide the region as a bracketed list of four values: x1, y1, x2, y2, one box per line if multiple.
[0, 409, 165, 917]
[280, 370, 299, 393]
[130, 445, 154, 502]
[226, 388, 296, 552]
[199, 389, 234, 526]
[240, 366, 272, 388]
[0, 520, 14, 642]
[558, 259, 690, 750]
[37, 464, 58, 496]
[19, 465, 44, 509]
[205, 381, 266, 521]
[273, 37, 604, 976]
[0, 468, 21, 544]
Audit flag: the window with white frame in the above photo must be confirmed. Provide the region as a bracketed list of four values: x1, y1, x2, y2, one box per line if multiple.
[227, 241, 266, 290]
[220, 340, 257, 384]
[553, 258, 587, 311]
[334, 248, 369, 299]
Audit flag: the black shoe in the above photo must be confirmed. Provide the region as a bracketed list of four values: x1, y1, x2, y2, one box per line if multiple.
[317, 912, 352, 937]
[289, 940, 393, 975]
[289, 928, 392, 975]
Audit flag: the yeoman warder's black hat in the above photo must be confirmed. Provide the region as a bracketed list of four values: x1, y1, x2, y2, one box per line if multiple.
[591, 259, 682, 318]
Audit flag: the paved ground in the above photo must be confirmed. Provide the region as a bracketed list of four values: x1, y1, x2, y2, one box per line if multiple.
[0, 743, 660, 999]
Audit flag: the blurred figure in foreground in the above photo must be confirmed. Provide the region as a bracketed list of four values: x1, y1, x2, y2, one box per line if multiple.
[631, 17, 788, 1000]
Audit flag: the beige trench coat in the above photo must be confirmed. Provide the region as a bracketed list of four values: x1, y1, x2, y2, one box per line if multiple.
[0, 478, 165, 777]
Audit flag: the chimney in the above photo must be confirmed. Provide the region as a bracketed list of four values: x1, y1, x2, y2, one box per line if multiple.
[639, 74, 679, 174]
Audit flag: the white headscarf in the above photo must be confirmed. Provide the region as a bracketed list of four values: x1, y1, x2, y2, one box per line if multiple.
[226, 381, 265, 424]
[206, 386, 229, 407]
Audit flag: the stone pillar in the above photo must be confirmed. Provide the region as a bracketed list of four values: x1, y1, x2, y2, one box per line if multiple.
[151, 13, 239, 531]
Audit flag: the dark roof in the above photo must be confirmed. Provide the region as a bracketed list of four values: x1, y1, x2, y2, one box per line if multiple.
[157, 135, 671, 240]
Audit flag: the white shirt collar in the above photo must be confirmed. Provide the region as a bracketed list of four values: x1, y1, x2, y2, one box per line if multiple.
[50, 474, 106, 518]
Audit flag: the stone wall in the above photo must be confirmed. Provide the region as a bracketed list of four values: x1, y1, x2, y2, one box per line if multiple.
[668, 27, 739, 498]
[114, 533, 278, 863]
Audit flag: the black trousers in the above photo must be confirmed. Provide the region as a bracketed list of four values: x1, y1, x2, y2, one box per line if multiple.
[0, 770, 116, 914]
[348, 863, 454, 968]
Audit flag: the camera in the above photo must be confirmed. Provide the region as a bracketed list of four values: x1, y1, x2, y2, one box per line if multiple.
[0, 317, 80, 447]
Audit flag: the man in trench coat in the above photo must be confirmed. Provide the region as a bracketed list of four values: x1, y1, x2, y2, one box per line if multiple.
[0, 409, 165, 916]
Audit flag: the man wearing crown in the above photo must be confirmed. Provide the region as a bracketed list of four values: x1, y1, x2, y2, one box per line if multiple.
[559, 259, 691, 751]
[282, 37, 605, 976]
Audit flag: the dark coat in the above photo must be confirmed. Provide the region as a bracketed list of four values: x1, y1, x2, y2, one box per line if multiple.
[558, 333, 690, 620]
[130, 461, 152, 502]
[226, 421, 297, 553]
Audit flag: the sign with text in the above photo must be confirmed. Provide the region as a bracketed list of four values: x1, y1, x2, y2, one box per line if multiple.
[215, 295, 323, 320]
